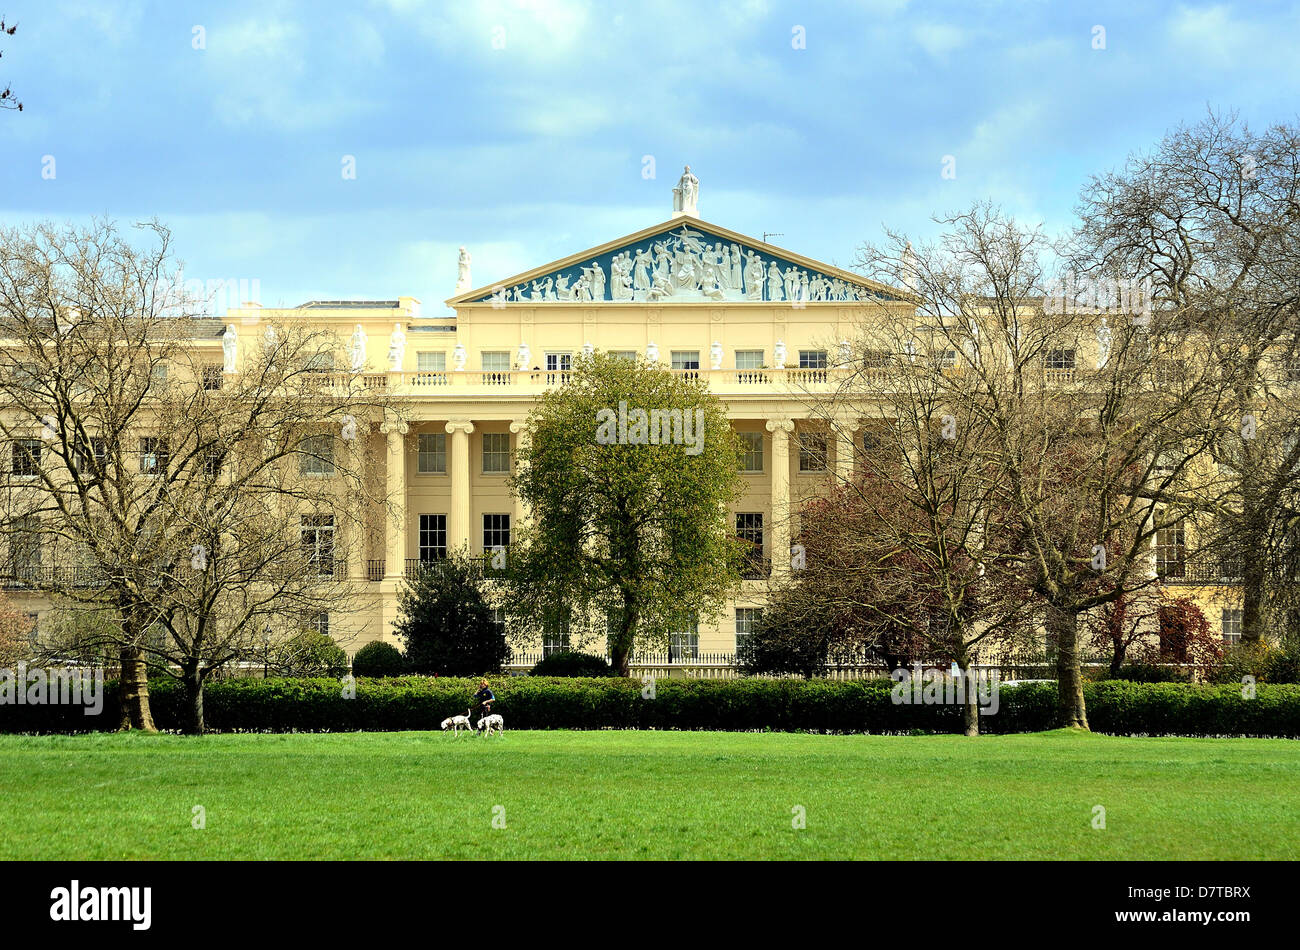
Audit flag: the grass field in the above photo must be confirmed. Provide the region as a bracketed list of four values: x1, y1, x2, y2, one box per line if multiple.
[2, 729, 1297, 859]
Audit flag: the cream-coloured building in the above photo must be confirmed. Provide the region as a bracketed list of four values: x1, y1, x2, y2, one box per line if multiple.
[212, 177, 916, 658]
[5, 172, 1244, 662]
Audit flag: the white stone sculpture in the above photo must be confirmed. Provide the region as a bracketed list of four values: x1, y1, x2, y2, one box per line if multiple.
[672, 165, 700, 216]
[348, 324, 368, 373]
[582, 341, 595, 358]
[263, 324, 278, 350]
[517, 342, 531, 370]
[1096, 317, 1113, 369]
[452, 342, 467, 371]
[646, 340, 659, 363]
[774, 339, 787, 369]
[456, 246, 472, 292]
[222, 324, 238, 374]
[710, 341, 724, 370]
[839, 339, 852, 364]
[387, 322, 406, 371]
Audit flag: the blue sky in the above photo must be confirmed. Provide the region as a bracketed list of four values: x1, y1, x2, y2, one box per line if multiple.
[1, 0, 1298, 315]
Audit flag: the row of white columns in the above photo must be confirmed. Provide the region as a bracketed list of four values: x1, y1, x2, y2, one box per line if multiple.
[376, 415, 859, 581]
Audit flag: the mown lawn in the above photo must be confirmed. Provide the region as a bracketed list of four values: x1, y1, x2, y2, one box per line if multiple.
[1, 729, 1296, 859]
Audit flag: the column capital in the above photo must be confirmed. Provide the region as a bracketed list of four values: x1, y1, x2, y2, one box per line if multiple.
[379, 420, 409, 436]
[765, 418, 795, 434]
[508, 420, 528, 434]
[445, 420, 476, 435]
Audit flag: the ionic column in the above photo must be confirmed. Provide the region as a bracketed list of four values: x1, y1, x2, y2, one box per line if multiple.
[509, 420, 531, 531]
[834, 419, 857, 483]
[344, 420, 368, 582]
[766, 418, 795, 576]
[381, 416, 409, 579]
[446, 420, 475, 551]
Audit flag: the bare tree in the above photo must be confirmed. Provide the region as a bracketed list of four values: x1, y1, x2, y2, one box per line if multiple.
[0, 220, 397, 732]
[1073, 111, 1300, 644]
[853, 202, 1228, 728]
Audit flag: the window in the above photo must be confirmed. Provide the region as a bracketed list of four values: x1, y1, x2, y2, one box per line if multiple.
[1045, 349, 1076, 371]
[481, 351, 511, 385]
[203, 446, 224, 479]
[490, 608, 506, 639]
[151, 362, 169, 383]
[483, 513, 511, 551]
[798, 431, 828, 472]
[937, 350, 957, 370]
[736, 513, 765, 579]
[736, 349, 765, 384]
[23, 612, 39, 644]
[11, 516, 41, 581]
[139, 437, 169, 474]
[798, 350, 828, 383]
[417, 433, 447, 474]
[416, 352, 447, 385]
[482, 433, 511, 474]
[1154, 522, 1186, 579]
[542, 619, 570, 658]
[735, 608, 762, 655]
[738, 431, 763, 472]
[1221, 608, 1243, 645]
[298, 434, 335, 476]
[72, 435, 106, 476]
[310, 611, 330, 638]
[863, 349, 891, 369]
[418, 514, 447, 562]
[304, 352, 335, 374]
[301, 515, 336, 576]
[671, 351, 700, 379]
[609, 350, 637, 361]
[1285, 359, 1300, 384]
[202, 365, 224, 391]
[669, 615, 699, 661]
[11, 439, 41, 477]
[545, 352, 572, 385]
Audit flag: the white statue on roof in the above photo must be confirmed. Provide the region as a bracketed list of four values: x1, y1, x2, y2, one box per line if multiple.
[387, 322, 406, 371]
[456, 247, 472, 292]
[222, 324, 238, 373]
[348, 324, 368, 373]
[672, 165, 699, 217]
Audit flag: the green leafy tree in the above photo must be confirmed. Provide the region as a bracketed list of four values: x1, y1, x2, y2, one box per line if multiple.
[394, 550, 509, 676]
[505, 352, 747, 676]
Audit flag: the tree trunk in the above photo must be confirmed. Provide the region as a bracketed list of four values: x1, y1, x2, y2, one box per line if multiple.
[1048, 606, 1089, 730]
[182, 664, 204, 735]
[1240, 548, 1268, 644]
[1109, 640, 1125, 677]
[117, 644, 157, 732]
[956, 656, 979, 737]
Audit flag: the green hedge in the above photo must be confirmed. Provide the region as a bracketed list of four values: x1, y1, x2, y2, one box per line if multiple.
[3, 676, 1299, 736]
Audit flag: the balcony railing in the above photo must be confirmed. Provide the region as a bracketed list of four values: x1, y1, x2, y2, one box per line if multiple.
[298, 366, 869, 393]
[1160, 555, 1243, 585]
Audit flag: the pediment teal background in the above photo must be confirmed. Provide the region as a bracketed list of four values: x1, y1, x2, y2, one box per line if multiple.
[470, 222, 898, 304]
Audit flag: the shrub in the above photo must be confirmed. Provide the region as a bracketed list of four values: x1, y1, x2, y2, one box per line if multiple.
[1215, 639, 1300, 685]
[4, 676, 1299, 737]
[394, 551, 510, 676]
[273, 630, 349, 677]
[351, 641, 406, 677]
[529, 651, 613, 677]
[1105, 663, 1192, 683]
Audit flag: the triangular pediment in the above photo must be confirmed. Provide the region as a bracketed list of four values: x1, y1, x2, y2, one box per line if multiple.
[446, 217, 909, 307]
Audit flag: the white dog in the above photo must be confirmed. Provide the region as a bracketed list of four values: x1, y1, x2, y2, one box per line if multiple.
[441, 709, 473, 736]
[476, 713, 504, 736]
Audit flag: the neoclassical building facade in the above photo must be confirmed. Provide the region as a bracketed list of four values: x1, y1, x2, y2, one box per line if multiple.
[4, 172, 1242, 661]
[212, 175, 917, 657]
